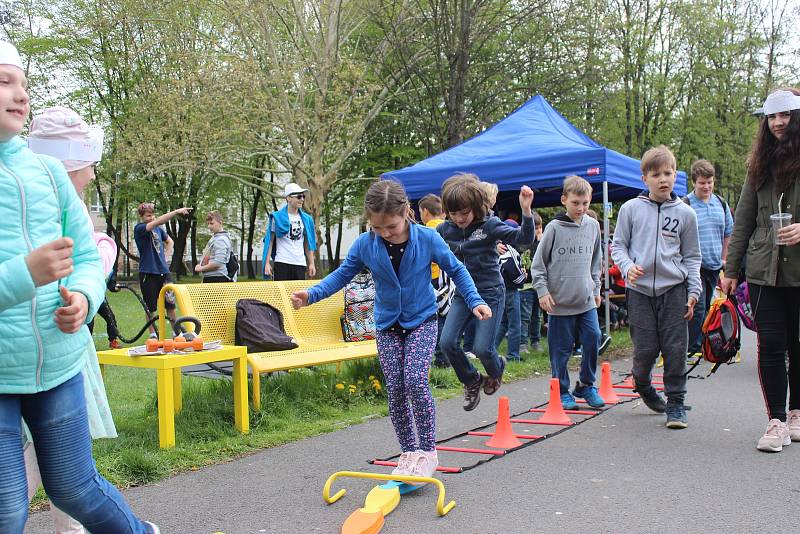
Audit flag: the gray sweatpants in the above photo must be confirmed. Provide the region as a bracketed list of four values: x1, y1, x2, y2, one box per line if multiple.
[627, 284, 688, 404]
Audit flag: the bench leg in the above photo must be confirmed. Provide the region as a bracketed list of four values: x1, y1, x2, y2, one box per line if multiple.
[156, 369, 176, 449]
[252, 369, 261, 411]
[232, 357, 249, 434]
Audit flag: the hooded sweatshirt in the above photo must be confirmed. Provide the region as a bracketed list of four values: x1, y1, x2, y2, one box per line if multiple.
[202, 230, 233, 280]
[437, 214, 534, 291]
[612, 191, 701, 301]
[530, 213, 602, 316]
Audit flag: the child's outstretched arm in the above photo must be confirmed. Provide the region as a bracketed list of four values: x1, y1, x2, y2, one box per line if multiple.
[495, 186, 536, 247]
[292, 234, 366, 309]
[430, 233, 490, 319]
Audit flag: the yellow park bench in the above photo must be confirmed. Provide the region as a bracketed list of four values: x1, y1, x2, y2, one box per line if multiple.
[156, 280, 378, 410]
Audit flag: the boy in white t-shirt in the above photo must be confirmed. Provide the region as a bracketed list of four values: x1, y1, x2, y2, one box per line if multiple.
[262, 182, 318, 280]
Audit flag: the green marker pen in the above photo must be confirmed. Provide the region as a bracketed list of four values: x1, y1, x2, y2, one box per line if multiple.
[59, 209, 68, 287]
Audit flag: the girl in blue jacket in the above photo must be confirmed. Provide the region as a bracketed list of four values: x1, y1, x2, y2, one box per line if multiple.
[291, 180, 490, 481]
[0, 42, 157, 533]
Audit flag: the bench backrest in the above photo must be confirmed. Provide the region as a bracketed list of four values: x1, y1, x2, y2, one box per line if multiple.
[161, 281, 346, 346]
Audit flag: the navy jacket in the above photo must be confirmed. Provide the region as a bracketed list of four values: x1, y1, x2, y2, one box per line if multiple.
[437, 215, 535, 291]
[307, 223, 485, 330]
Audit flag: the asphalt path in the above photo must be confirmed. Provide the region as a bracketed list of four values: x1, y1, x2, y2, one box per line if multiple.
[26, 329, 798, 533]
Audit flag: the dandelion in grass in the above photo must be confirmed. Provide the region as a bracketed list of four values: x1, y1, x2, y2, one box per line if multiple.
[369, 375, 375, 380]
[335, 383, 345, 390]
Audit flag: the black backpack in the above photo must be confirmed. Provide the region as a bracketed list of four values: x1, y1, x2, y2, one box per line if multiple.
[226, 250, 239, 280]
[235, 299, 298, 353]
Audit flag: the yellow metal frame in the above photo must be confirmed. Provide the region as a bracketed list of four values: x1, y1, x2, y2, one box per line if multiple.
[157, 281, 378, 410]
[322, 471, 456, 517]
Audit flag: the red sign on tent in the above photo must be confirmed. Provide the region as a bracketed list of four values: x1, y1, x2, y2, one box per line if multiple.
[587, 167, 601, 176]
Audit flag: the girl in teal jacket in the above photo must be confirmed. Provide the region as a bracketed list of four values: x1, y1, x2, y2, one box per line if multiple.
[0, 41, 158, 533]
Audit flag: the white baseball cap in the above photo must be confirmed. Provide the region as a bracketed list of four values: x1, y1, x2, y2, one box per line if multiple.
[0, 41, 23, 71]
[284, 182, 308, 197]
[753, 90, 800, 116]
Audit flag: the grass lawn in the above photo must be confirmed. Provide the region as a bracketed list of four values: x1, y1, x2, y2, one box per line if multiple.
[44, 280, 633, 495]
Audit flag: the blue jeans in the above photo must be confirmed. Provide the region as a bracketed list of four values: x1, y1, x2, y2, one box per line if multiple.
[548, 309, 601, 395]
[462, 318, 476, 353]
[495, 288, 521, 360]
[687, 267, 720, 353]
[441, 286, 505, 386]
[0, 373, 149, 533]
[519, 288, 540, 345]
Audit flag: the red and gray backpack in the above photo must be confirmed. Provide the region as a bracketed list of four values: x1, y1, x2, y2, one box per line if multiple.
[687, 295, 741, 377]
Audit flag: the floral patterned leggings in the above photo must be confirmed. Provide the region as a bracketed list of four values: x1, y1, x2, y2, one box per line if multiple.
[376, 320, 438, 453]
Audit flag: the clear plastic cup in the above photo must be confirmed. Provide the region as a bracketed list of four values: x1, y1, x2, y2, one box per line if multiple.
[771, 213, 792, 245]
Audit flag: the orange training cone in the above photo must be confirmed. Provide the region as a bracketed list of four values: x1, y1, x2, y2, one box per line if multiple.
[537, 378, 573, 425]
[485, 396, 524, 449]
[598, 362, 620, 404]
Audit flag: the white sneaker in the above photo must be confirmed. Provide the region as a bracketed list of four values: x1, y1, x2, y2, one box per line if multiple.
[788, 410, 800, 442]
[391, 451, 418, 477]
[465, 351, 477, 360]
[143, 522, 161, 534]
[756, 419, 791, 452]
[408, 449, 439, 484]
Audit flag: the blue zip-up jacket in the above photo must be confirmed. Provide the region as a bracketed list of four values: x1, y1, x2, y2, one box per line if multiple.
[437, 214, 535, 291]
[262, 205, 317, 268]
[307, 223, 485, 330]
[0, 136, 105, 394]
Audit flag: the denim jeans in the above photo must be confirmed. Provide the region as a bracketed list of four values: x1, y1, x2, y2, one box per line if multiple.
[0, 373, 149, 533]
[519, 288, 540, 345]
[495, 288, 521, 360]
[687, 267, 721, 353]
[441, 286, 505, 386]
[462, 318, 476, 353]
[547, 309, 601, 395]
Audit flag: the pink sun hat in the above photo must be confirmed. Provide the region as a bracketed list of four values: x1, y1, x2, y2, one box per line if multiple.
[27, 106, 104, 171]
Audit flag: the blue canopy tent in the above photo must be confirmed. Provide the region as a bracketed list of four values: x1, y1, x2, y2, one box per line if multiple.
[382, 95, 688, 335]
[382, 94, 687, 206]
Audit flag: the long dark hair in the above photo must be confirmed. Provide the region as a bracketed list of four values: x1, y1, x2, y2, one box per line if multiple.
[747, 87, 800, 193]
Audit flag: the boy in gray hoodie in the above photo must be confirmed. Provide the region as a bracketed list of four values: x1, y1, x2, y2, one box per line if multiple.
[532, 176, 605, 409]
[195, 210, 235, 282]
[612, 145, 701, 429]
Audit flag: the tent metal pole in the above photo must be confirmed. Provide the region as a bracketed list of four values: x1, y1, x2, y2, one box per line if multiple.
[603, 181, 611, 338]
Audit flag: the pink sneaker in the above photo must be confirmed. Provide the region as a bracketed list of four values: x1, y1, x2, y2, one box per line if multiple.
[391, 451, 418, 477]
[788, 410, 800, 442]
[757, 419, 791, 452]
[408, 449, 438, 484]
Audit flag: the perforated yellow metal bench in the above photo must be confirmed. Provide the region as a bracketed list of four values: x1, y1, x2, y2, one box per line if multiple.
[157, 280, 377, 410]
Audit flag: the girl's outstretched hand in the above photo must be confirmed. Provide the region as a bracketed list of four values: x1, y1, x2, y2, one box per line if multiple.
[519, 185, 534, 214]
[472, 304, 492, 320]
[291, 290, 309, 309]
[55, 286, 88, 333]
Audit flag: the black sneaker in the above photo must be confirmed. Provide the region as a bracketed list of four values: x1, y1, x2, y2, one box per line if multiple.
[665, 402, 688, 429]
[483, 375, 502, 395]
[599, 335, 612, 355]
[463, 375, 484, 411]
[636, 385, 667, 413]
[433, 358, 451, 369]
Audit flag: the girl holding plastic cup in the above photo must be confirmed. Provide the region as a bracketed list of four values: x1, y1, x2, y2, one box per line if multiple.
[722, 87, 800, 453]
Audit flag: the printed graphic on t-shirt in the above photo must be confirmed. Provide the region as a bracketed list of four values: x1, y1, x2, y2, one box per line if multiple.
[289, 217, 303, 240]
[150, 230, 164, 257]
[468, 228, 487, 241]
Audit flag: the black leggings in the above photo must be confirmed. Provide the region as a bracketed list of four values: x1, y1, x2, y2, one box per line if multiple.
[751, 284, 800, 421]
[87, 298, 120, 341]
